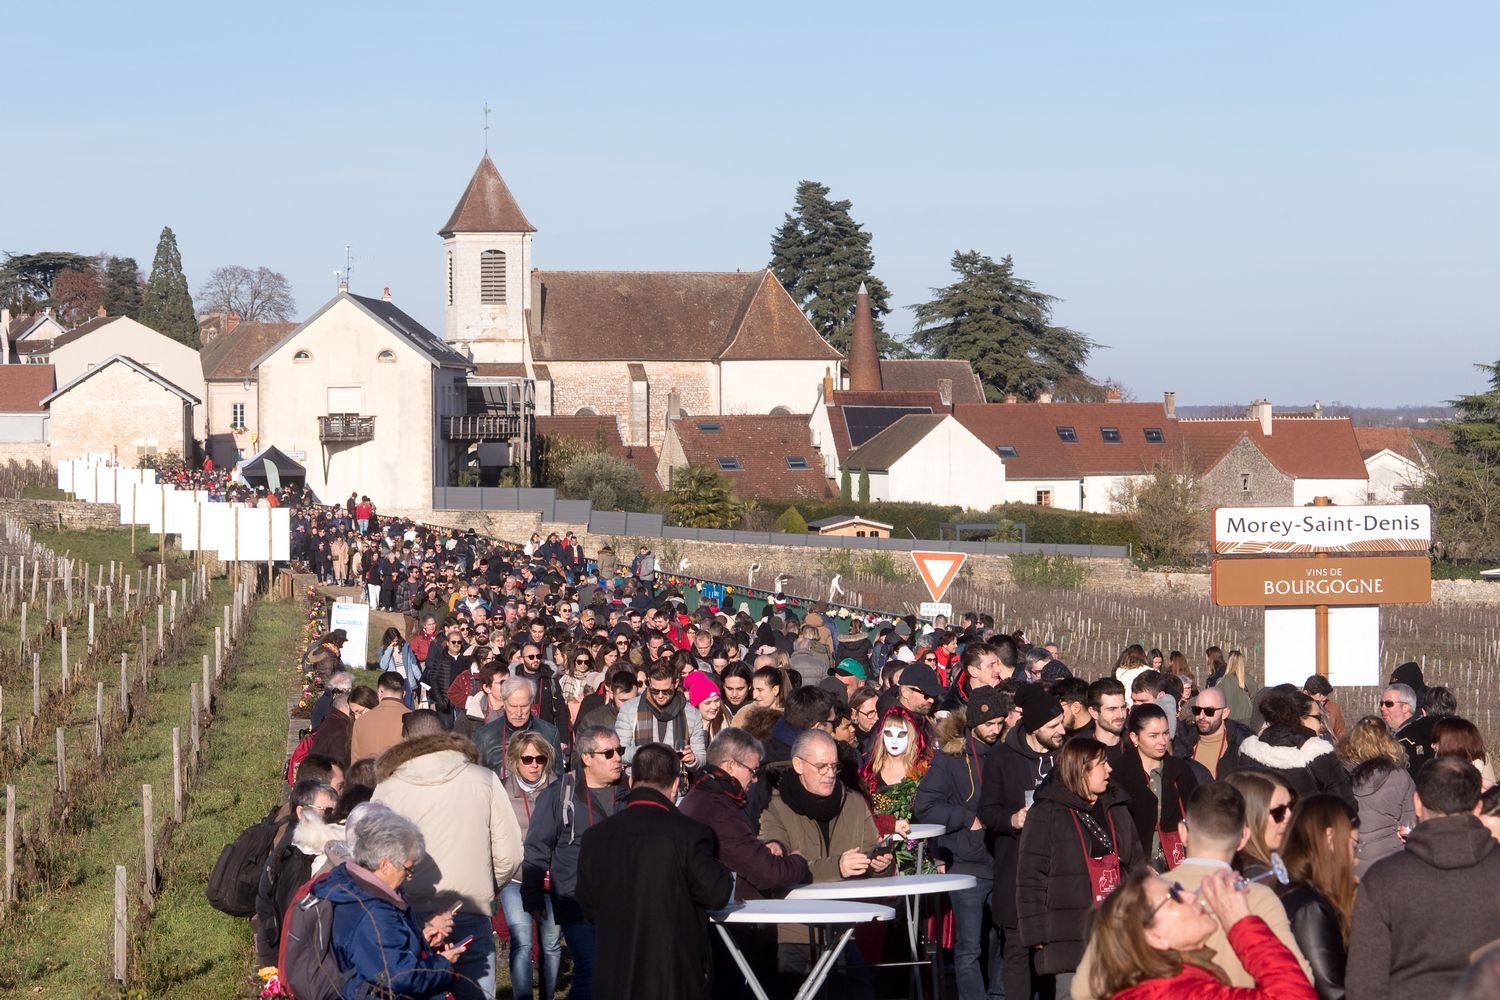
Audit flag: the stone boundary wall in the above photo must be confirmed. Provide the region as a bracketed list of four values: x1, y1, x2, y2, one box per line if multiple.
[382, 506, 1500, 606]
[0, 497, 124, 531]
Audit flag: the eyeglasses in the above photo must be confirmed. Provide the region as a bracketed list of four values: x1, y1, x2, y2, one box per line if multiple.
[730, 759, 763, 779]
[1191, 706, 1224, 716]
[1148, 882, 1190, 921]
[585, 747, 621, 760]
[923, 656, 937, 663]
[517, 754, 547, 765]
[1380, 700, 1404, 709]
[796, 757, 838, 775]
[1269, 803, 1295, 823]
[648, 685, 675, 696]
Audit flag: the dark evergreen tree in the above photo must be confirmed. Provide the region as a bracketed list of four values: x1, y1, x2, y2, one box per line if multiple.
[139, 227, 199, 348]
[769, 180, 901, 356]
[101, 256, 144, 320]
[0, 251, 92, 312]
[1449, 359, 1500, 463]
[911, 250, 1098, 401]
[857, 467, 870, 503]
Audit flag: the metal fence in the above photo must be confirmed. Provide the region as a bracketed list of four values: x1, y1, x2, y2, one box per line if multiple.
[433, 487, 1131, 559]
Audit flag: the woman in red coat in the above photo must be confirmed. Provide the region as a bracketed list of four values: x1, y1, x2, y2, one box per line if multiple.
[1087, 866, 1316, 999]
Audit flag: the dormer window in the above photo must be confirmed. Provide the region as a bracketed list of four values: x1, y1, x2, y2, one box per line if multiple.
[480, 249, 507, 304]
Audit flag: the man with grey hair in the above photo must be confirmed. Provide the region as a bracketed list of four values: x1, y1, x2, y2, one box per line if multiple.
[310, 668, 353, 730]
[1380, 682, 1436, 777]
[372, 713, 523, 1000]
[475, 672, 563, 779]
[523, 725, 626, 1000]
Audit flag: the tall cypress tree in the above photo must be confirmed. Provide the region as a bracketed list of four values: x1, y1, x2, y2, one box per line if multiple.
[101, 256, 144, 319]
[139, 227, 199, 348]
[769, 180, 899, 356]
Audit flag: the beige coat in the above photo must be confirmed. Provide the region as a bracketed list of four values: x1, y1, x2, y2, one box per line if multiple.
[756, 783, 885, 943]
[350, 697, 409, 764]
[371, 732, 523, 917]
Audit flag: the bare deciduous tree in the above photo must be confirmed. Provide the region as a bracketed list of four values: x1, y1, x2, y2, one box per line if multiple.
[196, 265, 297, 322]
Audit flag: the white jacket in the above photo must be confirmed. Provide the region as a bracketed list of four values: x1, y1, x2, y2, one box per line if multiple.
[371, 732, 523, 916]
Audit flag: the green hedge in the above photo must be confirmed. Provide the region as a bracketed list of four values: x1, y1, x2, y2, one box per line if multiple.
[758, 499, 1139, 549]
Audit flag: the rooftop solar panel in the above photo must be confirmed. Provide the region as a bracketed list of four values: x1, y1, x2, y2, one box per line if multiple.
[842, 405, 932, 448]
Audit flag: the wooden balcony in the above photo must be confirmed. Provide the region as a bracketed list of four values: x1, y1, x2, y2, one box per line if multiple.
[318, 414, 375, 442]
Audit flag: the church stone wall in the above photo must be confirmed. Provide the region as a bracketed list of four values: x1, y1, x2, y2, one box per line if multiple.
[1200, 437, 1292, 508]
[544, 360, 719, 447]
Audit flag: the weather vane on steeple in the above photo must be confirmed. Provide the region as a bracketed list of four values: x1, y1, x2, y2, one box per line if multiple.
[483, 103, 492, 153]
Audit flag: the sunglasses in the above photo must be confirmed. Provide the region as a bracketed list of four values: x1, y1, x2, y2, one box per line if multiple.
[1191, 706, 1224, 716]
[1380, 700, 1403, 709]
[1149, 881, 1190, 920]
[586, 747, 621, 760]
[1269, 803, 1295, 823]
[575, 658, 591, 665]
[524, 653, 541, 660]
[517, 754, 547, 766]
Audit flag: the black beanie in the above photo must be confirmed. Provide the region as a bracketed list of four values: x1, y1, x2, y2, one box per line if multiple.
[965, 686, 1008, 728]
[1016, 683, 1063, 734]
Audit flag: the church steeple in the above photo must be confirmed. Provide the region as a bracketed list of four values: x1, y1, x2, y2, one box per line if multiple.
[441, 154, 534, 363]
[439, 154, 536, 236]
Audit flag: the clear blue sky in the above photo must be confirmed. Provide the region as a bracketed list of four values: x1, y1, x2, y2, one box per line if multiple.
[4, 1, 1495, 406]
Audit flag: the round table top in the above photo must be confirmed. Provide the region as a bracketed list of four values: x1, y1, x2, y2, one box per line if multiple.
[905, 823, 945, 840]
[786, 872, 978, 901]
[711, 898, 895, 925]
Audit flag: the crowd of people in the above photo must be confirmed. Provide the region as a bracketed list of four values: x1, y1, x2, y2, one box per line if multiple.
[246, 504, 1500, 1000]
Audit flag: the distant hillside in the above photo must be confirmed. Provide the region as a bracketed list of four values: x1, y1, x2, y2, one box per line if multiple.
[1177, 404, 1454, 427]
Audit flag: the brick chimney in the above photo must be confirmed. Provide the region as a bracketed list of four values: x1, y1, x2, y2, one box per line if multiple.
[1163, 391, 1176, 419]
[822, 367, 834, 404]
[226, 309, 240, 335]
[847, 282, 882, 391]
[96, 304, 107, 318]
[937, 378, 953, 410]
[382, 286, 392, 302]
[1004, 393, 1018, 404]
[1104, 386, 1121, 402]
[1038, 391, 1053, 404]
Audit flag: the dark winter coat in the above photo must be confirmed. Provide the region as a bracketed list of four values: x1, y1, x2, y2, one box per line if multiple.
[913, 718, 995, 877]
[515, 662, 572, 746]
[1172, 718, 1254, 777]
[576, 787, 735, 1000]
[1347, 815, 1500, 1000]
[1393, 714, 1438, 779]
[473, 714, 564, 779]
[307, 707, 353, 769]
[1237, 725, 1354, 808]
[1275, 881, 1346, 1000]
[1016, 776, 1144, 974]
[1113, 744, 1199, 870]
[315, 862, 454, 1000]
[521, 773, 624, 911]
[975, 723, 1057, 926]
[679, 767, 809, 899]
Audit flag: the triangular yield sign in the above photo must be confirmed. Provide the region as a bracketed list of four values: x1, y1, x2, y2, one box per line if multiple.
[911, 550, 967, 602]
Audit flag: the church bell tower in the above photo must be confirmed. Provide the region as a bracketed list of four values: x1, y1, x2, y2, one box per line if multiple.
[439, 154, 534, 365]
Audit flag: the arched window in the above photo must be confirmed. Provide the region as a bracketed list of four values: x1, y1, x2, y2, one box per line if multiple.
[293, 350, 311, 362]
[446, 251, 454, 306]
[769, 405, 792, 416]
[377, 349, 397, 363]
[574, 406, 598, 417]
[480, 249, 507, 304]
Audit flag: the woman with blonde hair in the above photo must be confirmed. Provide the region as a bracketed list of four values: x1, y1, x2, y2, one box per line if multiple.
[1214, 649, 1253, 725]
[1225, 770, 1295, 882]
[1336, 716, 1414, 875]
[498, 731, 561, 1000]
[1086, 867, 1317, 999]
[1274, 795, 1359, 1000]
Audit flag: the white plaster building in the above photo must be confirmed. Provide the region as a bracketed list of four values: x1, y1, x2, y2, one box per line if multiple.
[842, 413, 1006, 508]
[253, 288, 471, 511]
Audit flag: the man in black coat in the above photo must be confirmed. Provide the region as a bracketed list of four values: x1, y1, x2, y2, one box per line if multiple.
[576, 743, 734, 1000]
[1173, 686, 1253, 779]
[976, 684, 1068, 1000]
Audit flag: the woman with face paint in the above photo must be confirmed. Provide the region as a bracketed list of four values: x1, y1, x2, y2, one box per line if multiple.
[861, 706, 929, 842]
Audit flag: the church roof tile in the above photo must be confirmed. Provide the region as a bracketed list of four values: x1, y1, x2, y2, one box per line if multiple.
[439, 154, 535, 236]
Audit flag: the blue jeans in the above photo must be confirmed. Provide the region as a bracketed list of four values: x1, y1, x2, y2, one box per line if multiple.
[951, 876, 1004, 1000]
[500, 881, 561, 998]
[555, 895, 595, 1000]
[420, 910, 496, 1000]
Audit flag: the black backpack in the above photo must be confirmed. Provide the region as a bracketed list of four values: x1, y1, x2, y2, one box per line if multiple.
[205, 805, 291, 916]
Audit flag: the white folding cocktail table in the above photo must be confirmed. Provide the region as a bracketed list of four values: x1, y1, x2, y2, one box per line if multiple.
[710, 897, 895, 1000]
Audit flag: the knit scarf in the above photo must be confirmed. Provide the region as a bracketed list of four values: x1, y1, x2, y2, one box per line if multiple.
[635, 691, 686, 750]
[693, 765, 747, 806]
[779, 774, 846, 824]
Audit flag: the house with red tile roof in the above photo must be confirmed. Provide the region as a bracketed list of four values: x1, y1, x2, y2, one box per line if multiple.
[954, 398, 1182, 511]
[841, 412, 1005, 508]
[534, 414, 662, 492]
[1353, 426, 1445, 502]
[657, 414, 831, 501]
[199, 317, 297, 468]
[1178, 401, 1369, 507]
[0, 364, 55, 459]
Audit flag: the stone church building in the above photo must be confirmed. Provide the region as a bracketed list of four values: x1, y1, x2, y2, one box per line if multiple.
[440, 155, 844, 449]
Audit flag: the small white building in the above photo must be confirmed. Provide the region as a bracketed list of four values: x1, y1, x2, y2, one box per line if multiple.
[253, 287, 472, 511]
[43, 355, 198, 466]
[1355, 427, 1440, 503]
[841, 413, 1005, 508]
